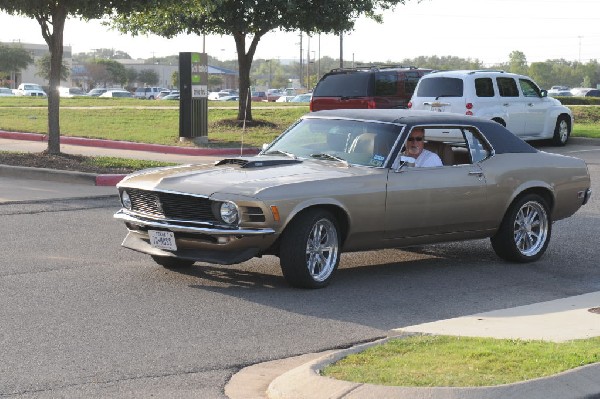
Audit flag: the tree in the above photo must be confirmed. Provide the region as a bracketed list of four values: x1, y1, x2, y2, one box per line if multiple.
[0, 0, 164, 154]
[137, 69, 159, 86]
[507, 50, 528, 75]
[35, 54, 70, 81]
[0, 43, 34, 85]
[111, 0, 407, 121]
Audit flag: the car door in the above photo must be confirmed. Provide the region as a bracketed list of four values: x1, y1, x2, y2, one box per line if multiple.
[384, 127, 492, 239]
[519, 78, 550, 136]
[495, 77, 526, 136]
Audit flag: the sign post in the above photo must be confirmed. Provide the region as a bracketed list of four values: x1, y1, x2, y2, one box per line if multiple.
[179, 52, 208, 143]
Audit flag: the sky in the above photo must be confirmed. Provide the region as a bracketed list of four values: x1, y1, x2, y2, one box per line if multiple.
[1, 0, 599, 66]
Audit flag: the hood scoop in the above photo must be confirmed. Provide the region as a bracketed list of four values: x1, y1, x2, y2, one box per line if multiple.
[215, 157, 302, 168]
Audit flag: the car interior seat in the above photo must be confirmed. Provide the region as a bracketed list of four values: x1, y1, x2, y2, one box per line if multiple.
[424, 141, 455, 166]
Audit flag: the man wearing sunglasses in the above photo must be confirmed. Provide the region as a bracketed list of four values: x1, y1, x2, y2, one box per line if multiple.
[404, 127, 443, 167]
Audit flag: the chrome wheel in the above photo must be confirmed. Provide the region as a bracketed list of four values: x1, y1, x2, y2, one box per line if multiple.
[280, 209, 341, 288]
[491, 194, 552, 263]
[305, 218, 339, 282]
[512, 201, 548, 257]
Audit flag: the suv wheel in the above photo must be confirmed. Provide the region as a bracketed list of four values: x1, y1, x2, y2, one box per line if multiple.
[552, 115, 570, 146]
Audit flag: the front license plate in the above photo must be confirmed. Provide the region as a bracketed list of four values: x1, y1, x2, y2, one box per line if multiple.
[149, 230, 177, 251]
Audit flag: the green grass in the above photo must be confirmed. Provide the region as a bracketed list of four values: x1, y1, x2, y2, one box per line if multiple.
[322, 335, 600, 387]
[0, 99, 597, 147]
[86, 156, 176, 170]
[0, 104, 308, 147]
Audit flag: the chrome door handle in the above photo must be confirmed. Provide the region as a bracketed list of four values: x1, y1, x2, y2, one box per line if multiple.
[468, 171, 484, 176]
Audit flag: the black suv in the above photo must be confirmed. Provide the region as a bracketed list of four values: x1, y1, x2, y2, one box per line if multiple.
[310, 66, 431, 111]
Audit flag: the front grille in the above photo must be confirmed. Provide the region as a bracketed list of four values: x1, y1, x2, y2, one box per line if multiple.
[127, 188, 218, 223]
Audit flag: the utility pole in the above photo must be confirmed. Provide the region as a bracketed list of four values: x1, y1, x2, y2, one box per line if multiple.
[339, 32, 343, 68]
[299, 32, 303, 89]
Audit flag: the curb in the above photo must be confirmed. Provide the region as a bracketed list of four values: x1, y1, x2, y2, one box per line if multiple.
[0, 130, 260, 156]
[266, 337, 600, 399]
[0, 164, 125, 186]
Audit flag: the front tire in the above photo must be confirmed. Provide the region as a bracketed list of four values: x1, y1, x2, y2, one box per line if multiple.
[151, 255, 194, 268]
[491, 194, 551, 262]
[280, 209, 341, 288]
[552, 115, 570, 146]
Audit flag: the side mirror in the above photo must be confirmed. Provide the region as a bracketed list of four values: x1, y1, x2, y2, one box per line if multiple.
[540, 89, 548, 98]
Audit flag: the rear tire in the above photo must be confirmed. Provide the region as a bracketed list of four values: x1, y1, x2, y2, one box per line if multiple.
[552, 115, 570, 146]
[279, 209, 340, 289]
[491, 194, 551, 262]
[151, 255, 194, 268]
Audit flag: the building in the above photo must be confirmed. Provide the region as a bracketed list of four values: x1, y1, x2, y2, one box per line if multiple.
[1, 41, 73, 89]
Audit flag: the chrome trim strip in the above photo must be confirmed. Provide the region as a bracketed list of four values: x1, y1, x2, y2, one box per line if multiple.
[114, 210, 275, 236]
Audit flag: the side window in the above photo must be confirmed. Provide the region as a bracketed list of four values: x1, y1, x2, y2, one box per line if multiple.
[496, 77, 519, 97]
[519, 79, 541, 97]
[374, 72, 398, 96]
[464, 128, 491, 163]
[475, 78, 495, 97]
[397, 126, 472, 167]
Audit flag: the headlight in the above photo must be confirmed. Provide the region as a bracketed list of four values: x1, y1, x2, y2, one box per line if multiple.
[220, 201, 239, 224]
[121, 190, 132, 210]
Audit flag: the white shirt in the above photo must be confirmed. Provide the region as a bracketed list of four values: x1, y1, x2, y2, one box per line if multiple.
[415, 149, 443, 167]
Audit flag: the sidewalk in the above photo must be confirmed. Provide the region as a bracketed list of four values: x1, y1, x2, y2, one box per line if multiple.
[0, 130, 258, 186]
[2, 130, 600, 398]
[228, 292, 600, 399]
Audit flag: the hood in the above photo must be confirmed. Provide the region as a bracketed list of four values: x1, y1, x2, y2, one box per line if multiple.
[118, 156, 375, 197]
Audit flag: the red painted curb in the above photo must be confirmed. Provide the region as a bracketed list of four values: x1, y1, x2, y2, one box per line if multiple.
[95, 174, 127, 186]
[0, 130, 259, 156]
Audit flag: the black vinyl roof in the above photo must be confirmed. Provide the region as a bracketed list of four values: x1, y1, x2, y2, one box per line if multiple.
[308, 109, 537, 154]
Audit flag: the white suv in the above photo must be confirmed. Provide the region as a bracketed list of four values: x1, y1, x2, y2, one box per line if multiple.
[408, 70, 573, 145]
[15, 83, 47, 97]
[134, 87, 164, 99]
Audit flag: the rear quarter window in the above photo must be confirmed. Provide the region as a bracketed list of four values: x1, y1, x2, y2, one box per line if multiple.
[313, 73, 371, 97]
[416, 77, 463, 97]
[475, 78, 495, 97]
[374, 72, 398, 96]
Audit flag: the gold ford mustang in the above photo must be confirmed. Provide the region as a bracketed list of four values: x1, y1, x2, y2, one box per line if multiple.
[114, 109, 591, 288]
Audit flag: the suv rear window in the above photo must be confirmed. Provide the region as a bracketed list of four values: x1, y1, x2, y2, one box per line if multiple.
[312, 73, 371, 97]
[374, 72, 397, 96]
[416, 77, 463, 97]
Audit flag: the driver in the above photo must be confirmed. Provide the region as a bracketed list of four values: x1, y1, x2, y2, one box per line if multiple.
[404, 127, 442, 167]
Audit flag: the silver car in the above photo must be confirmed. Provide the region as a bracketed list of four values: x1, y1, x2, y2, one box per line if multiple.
[115, 110, 591, 288]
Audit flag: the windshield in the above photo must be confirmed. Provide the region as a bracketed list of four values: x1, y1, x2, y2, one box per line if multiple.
[263, 118, 402, 167]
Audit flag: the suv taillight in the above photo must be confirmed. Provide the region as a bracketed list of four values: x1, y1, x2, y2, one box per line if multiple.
[309, 99, 314, 112]
[407, 101, 413, 109]
[466, 102, 473, 116]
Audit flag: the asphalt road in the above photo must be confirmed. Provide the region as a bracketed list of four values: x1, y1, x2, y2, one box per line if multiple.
[0, 142, 598, 398]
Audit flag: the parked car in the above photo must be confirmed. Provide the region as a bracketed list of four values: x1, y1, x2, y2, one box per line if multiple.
[114, 109, 591, 288]
[310, 66, 431, 112]
[156, 90, 172, 99]
[290, 93, 312, 103]
[547, 89, 572, 97]
[266, 89, 283, 102]
[570, 87, 600, 97]
[99, 89, 133, 98]
[14, 83, 47, 97]
[217, 95, 239, 101]
[134, 87, 164, 99]
[408, 70, 573, 146]
[208, 91, 231, 100]
[58, 87, 87, 97]
[87, 88, 108, 97]
[583, 89, 600, 97]
[160, 93, 180, 100]
[276, 95, 295, 103]
[0, 87, 15, 97]
[251, 91, 267, 101]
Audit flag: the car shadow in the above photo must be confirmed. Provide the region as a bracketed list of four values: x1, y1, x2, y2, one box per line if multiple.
[157, 238, 593, 331]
